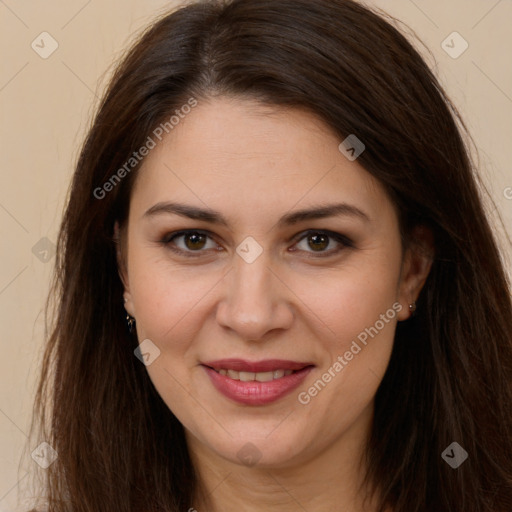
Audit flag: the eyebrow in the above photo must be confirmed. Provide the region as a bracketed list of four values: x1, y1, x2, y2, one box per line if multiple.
[143, 201, 370, 226]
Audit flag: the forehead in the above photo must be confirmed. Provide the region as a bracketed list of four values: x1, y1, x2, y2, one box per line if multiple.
[129, 97, 395, 228]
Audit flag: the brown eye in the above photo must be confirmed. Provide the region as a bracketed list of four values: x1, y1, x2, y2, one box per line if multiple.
[293, 230, 353, 257]
[307, 233, 329, 251]
[163, 230, 219, 255]
[184, 232, 207, 250]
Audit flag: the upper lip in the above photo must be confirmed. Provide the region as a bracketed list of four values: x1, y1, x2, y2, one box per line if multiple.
[202, 359, 314, 373]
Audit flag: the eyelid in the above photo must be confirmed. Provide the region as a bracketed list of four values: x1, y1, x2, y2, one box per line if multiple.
[161, 229, 222, 257]
[290, 229, 354, 257]
[161, 229, 215, 244]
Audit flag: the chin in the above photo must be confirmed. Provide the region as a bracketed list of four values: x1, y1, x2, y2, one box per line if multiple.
[193, 420, 316, 469]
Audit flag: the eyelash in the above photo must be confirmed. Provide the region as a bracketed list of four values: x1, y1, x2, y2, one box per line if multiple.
[160, 229, 354, 259]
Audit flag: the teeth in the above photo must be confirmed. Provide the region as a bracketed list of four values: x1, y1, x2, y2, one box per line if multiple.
[227, 369, 239, 379]
[255, 371, 274, 382]
[216, 368, 294, 381]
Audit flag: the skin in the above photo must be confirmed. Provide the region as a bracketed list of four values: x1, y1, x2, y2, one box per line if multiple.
[118, 97, 432, 512]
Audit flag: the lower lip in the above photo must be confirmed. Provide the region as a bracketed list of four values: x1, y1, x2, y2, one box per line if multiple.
[203, 365, 313, 405]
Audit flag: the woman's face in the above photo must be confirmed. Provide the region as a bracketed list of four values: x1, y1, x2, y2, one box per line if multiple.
[120, 97, 425, 469]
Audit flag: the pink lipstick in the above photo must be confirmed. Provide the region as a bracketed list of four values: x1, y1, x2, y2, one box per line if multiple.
[202, 358, 314, 405]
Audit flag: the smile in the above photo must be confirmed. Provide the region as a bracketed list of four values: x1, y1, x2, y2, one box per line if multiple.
[213, 368, 294, 381]
[201, 359, 314, 405]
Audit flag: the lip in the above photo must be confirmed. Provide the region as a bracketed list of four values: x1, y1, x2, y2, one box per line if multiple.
[201, 359, 314, 406]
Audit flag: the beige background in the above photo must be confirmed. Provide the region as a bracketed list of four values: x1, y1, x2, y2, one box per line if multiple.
[1, 0, 511, 510]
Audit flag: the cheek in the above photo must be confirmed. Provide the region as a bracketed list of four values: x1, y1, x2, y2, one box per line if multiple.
[127, 258, 219, 409]
[128, 249, 222, 345]
[293, 269, 400, 428]
[291, 258, 401, 349]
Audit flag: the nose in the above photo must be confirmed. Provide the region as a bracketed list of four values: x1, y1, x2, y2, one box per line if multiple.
[215, 252, 294, 341]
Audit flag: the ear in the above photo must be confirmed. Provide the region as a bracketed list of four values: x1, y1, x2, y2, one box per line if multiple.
[114, 221, 136, 317]
[396, 225, 434, 321]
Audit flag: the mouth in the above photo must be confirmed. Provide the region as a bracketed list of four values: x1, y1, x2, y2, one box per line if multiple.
[201, 359, 314, 405]
[210, 367, 295, 382]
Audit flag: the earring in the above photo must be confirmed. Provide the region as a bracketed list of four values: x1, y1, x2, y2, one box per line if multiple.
[126, 314, 136, 333]
[409, 301, 417, 313]
[123, 297, 135, 333]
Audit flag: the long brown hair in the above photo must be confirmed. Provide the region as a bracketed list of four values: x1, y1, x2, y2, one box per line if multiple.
[29, 1, 512, 511]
